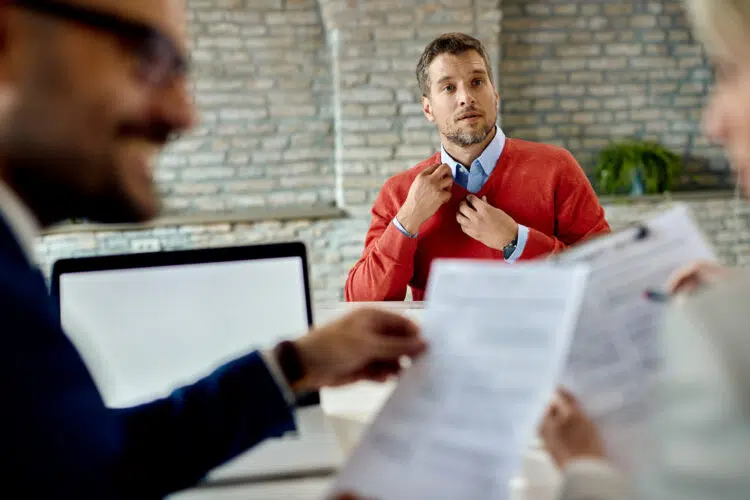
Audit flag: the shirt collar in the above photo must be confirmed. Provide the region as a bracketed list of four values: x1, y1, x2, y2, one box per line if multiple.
[0, 181, 40, 265]
[441, 126, 506, 178]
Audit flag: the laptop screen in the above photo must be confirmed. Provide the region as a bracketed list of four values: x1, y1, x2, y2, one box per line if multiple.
[52, 244, 316, 409]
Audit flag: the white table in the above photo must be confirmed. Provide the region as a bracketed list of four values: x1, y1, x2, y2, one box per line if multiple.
[315, 302, 562, 500]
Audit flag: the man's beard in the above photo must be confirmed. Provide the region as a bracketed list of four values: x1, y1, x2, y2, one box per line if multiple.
[443, 121, 495, 147]
[4, 139, 145, 226]
[1, 105, 157, 226]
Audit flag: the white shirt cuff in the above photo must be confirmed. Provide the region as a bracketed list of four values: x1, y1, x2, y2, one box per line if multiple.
[505, 224, 529, 263]
[560, 458, 628, 500]
[393, 217, 417, 238]
[260, 349, 297, 406]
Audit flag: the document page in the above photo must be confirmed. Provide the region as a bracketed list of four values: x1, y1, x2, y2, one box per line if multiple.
[329, 261, 590, 500]
[555, 203, 717, 471]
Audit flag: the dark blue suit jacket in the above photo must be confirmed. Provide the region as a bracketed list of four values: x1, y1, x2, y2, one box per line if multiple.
[0, 217, 296, 499]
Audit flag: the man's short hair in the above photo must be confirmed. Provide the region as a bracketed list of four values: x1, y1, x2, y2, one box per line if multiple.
[416, 33, 494, 97]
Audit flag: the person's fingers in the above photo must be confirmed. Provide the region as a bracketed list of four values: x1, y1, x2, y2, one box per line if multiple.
[439, 176, 454, 190]
[458, 201, 475, 218]
[539, 405, 560, 440]
[557, 387, 581, 410]
[430, 163, 452, 179]
[361, 361, 402, 381]
[541, 404, 558, 427]
[330, 493, 372, 500]
[456, 211, 471, 225]
[367, 360, 402, 374]
[666, 261, 721, 294]
[359, 308, 421, 338]
[369, 334, 427, 360]
[665, 262, 700, 294]
[549, 395, 573, 423]
[421, 163, 442, 176]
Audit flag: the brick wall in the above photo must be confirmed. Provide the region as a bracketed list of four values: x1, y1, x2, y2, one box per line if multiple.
[500, 0, 728, 189]
[34, 0, 747, 304]
[166, 0, 334, 212]
[321, 0, 502, 210]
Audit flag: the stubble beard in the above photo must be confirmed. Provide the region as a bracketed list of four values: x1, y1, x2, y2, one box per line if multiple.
[443, 120, 495, 147]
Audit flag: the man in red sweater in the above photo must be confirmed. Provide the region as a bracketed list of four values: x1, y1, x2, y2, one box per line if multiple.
[345, 33, 610, 302]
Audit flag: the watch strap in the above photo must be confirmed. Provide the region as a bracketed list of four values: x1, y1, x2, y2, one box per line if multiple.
[503, 236, 518, 260]
[274, 340, 305, 386]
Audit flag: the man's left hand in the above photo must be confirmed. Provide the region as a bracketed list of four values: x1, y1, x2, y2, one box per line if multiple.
[457, 195, 518, 250]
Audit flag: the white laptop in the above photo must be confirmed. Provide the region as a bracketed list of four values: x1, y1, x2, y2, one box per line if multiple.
[51, 242, 343, 494]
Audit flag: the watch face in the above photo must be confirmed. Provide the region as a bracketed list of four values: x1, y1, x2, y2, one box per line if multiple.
[503, 243, 516, 260]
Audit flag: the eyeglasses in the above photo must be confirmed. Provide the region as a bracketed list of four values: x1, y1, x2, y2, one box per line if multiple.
[10, 0, 188, 87]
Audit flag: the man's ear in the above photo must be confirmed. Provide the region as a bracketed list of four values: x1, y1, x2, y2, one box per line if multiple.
[422, 95, 435, 123]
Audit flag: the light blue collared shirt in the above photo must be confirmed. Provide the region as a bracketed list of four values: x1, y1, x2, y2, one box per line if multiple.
[393, 126, 529, 263]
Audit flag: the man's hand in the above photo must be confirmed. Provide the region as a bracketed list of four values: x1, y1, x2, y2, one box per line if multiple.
[290, 308, 427, 392]
[396, 163, 453, 235]
[666, 260, 728, 296]
[456, 195, 518, 250]
[539, 388, 606, 470]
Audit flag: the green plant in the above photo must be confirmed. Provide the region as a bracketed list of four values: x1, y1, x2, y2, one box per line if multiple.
[594, 140, 682, 195]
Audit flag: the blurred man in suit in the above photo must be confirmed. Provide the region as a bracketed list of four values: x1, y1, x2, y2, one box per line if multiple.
[0, 1, 427, 498]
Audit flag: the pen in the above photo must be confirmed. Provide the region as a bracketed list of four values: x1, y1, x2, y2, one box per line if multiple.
[643, 289, 670, 303]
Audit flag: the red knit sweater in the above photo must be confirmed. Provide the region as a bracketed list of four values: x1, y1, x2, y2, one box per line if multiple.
[345, 138, 611, 302]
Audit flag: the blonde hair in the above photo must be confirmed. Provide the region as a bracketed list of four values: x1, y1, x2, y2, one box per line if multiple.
[684, 0, 750, 57]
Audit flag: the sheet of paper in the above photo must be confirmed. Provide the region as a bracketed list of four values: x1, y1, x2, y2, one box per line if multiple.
[329, 261, 590, 500]
[555, 203, 717, 471]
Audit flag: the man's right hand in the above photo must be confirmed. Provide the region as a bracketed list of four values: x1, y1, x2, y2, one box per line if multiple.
[290, 308, 427, 392]
[395, 163, 453, 235]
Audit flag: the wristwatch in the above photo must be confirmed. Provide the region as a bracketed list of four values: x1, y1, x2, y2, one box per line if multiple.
[503, 236, 518, 260]
[274, 340, 305, 386]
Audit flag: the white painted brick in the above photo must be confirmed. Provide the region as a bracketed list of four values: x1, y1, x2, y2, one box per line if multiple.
[404, 117, 433, 129]
[367, 133, 401, 146]
[399, 103, 424, 115]
[342, 147, 394, 160]
[223, 179, 277, 192]
[181, 167, 236, 181]
[283, 148, 332, 161]
[252, 150, 284, 163]
[218, 108, 268, 121]
[340, 89, 394, 104]
[395, 145, 435, 159]
[265, 11, 319, 26]
[269, 105, 317, 118]
[341, 119, 393, 132]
